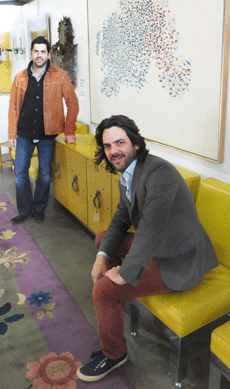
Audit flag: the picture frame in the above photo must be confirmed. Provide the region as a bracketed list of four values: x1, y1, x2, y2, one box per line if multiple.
[87, 0, 230, 162]
[27, 13, 50, 58]
[51, 17, 77, 88]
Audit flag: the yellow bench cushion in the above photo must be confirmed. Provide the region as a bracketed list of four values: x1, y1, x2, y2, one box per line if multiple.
[211, 322, 230, 369]
[196, 178, 230, 269]
[138, 264, 230, 338]
[138, 178, 230, 338]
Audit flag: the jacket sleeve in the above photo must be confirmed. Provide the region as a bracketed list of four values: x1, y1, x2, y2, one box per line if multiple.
[98, 187, 132, 258]
[61, 72, 79, 136]
[8, 75, 19, 139]
[119, 165, 179, 286]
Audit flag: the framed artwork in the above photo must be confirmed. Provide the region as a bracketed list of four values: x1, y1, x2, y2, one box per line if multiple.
[87, 0, 230, 162]
[51, 17, 77, 88]
[0, 32, 11, 94]
[27, 13, 50, 57]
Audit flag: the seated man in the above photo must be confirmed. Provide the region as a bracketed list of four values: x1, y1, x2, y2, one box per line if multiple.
[77, 115, 218, 382]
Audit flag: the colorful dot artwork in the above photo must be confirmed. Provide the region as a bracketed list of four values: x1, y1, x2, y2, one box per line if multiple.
[96, 0, 192, 98]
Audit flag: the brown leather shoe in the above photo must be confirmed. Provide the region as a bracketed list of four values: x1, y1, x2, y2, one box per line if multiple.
[35, 211, 45, 223]
[11, 214, 34, 223]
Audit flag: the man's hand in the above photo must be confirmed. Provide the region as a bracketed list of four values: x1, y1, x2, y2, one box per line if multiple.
[65, 134, 76, 144]
[91, 254, 108, 284]
[9, 139, 17, 147]
[105, 266, 127, 285]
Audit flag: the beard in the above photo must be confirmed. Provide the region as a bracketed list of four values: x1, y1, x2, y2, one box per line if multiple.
[33, 57, 49, 68]
[109, 150, 137, 173]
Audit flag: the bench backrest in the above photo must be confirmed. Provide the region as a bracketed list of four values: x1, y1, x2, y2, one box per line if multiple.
[196, 178, 230, 268]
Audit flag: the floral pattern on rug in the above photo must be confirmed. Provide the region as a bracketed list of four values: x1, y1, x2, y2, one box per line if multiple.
[0, 226, 31, 270]
[0, 229, 16, 240]
[26, 352, 82, 389]
[27, 291, 56, 320]
[0, 246, 31, 269]
[0, 202, 8, 212]
[0, 291, 26, 335]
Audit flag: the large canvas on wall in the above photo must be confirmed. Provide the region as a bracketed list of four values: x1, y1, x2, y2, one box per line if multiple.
[27, 14, 50, 59]
[87, 0, 230, 162]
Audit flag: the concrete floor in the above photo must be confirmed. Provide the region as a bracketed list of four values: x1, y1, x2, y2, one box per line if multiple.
[0, 159, 222, 389]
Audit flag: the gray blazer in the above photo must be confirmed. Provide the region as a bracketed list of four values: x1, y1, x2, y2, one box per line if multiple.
[99, 154, 219, 290]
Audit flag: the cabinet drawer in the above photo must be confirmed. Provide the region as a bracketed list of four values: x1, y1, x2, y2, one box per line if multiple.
[87, 161, 112, 235]
[53, 142, 69, 208]
[67, 151, 87, 225]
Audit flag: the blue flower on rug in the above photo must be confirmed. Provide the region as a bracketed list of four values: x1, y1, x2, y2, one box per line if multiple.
[27, 291, 53, 307]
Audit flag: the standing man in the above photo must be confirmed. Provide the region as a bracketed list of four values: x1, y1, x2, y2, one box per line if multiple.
[8, 36, 79, 223]
[77, 115, 218, 382]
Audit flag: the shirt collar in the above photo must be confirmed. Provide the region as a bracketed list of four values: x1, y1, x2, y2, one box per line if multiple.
[31, 64, 47, 81]
[120, 159, 137, 186]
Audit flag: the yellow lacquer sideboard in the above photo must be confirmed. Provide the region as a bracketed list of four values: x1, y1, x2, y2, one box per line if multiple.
[53, 134, 113, 235]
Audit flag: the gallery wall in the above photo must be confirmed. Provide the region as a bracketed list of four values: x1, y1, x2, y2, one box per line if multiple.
[1, 0, 230, 184]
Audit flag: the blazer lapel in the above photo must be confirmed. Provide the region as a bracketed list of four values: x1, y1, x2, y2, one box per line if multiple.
[130, 161, 143, 214]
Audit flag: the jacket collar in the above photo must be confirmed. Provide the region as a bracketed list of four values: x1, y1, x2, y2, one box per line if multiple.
[19, 60, 59, 78]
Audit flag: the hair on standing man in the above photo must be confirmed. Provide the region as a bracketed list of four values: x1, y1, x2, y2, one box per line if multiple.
[77, 114, 218, 382]
[8, 36, 79, 223]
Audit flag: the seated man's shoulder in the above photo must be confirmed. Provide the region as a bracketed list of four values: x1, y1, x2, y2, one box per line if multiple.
[144, 153, 173, 171]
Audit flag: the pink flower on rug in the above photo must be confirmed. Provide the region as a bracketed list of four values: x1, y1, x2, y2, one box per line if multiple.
[26, 352, 82, 389]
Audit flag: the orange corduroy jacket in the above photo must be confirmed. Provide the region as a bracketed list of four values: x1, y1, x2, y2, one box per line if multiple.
[8, 64, 79, 139]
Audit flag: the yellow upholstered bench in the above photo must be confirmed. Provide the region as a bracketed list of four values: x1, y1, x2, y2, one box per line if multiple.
[208, 322, 230, 389]
[124, 178, 230, 387]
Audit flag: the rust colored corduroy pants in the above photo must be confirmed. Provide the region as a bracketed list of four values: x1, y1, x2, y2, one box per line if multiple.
[93, 231, 172, 359]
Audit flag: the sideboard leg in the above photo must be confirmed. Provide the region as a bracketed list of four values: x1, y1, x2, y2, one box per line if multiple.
[54, 198, 61, 211]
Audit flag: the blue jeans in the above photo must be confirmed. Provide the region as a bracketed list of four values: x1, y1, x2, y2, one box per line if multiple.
[15, 136, 55, 215]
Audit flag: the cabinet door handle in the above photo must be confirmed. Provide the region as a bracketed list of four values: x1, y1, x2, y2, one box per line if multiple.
[55, 163, 61, 178]
[93, 189, 101, 209]
[72, 175, 79, 192]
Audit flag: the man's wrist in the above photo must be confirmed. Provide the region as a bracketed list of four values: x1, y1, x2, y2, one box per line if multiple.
[97, 251, 109, 260]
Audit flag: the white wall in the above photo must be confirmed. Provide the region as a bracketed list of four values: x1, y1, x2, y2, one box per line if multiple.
[1, 0, 230, 184]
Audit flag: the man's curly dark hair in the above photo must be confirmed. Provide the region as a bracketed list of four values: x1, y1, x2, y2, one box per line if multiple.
[95, 115, 149, 174]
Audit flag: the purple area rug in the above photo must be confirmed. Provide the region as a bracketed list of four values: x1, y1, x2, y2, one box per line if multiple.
[0, 194, 134, 389]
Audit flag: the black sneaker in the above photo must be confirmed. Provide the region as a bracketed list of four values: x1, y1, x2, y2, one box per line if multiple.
[77, 350, 127, 382]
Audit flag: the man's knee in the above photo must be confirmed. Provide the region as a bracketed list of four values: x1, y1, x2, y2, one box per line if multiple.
[92, 276, 116, 304]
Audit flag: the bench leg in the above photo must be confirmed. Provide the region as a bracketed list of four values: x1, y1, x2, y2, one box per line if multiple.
[124, 299, 190, 387]
[208, 361, 230, 389]
[124, 300, 140, 336]
[168, 335, 190, 387]
[209, 354, 230, 389]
